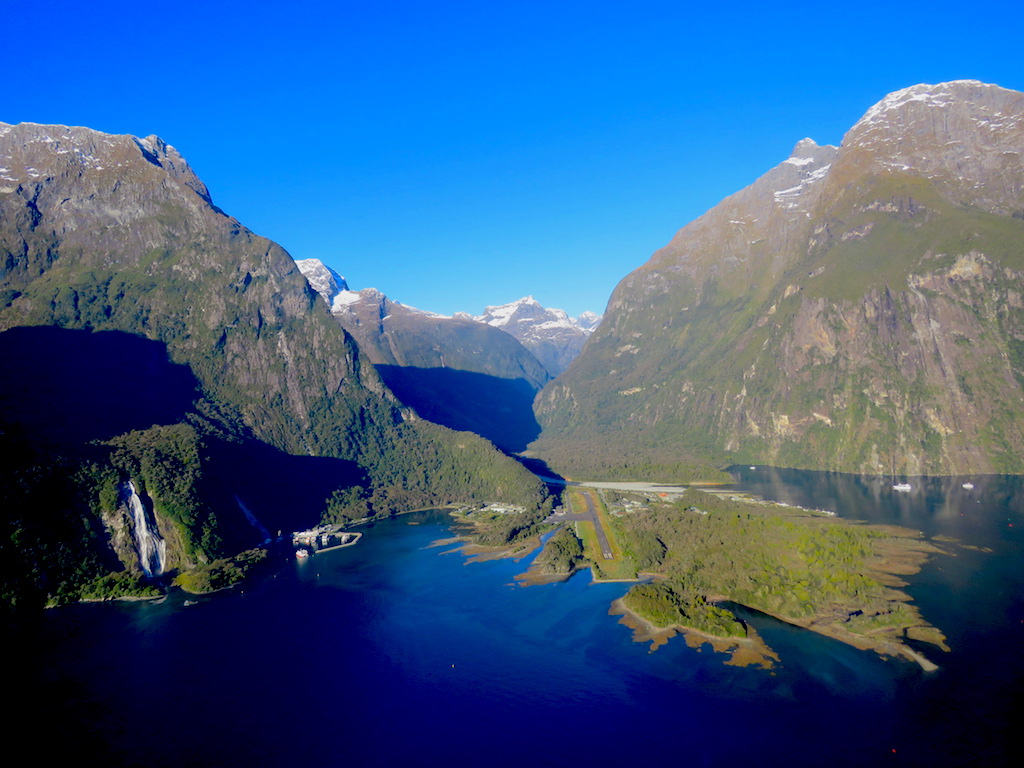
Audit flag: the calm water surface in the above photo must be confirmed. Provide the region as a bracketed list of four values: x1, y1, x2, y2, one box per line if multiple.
[12, 469, 1024, 767]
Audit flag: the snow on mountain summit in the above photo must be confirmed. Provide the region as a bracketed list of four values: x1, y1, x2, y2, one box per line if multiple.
[294, 260, 601, 378]
[296, 259, 348, 308]
[475, 297, 602, 377]
[476, 296, 597, 334]
[839, 79, 1024, 216]
[853, 80, 1002, 128]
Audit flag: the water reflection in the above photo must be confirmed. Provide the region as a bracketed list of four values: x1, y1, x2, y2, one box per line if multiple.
[729, 466, 1024, 546]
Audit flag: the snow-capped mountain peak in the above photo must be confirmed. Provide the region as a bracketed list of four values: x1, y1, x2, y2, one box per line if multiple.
[294, 261, 602, 377]
[295, 259, 348, 307]
[575, 311, 601, 332]
[475, 297, 602, 376]
[854, 80, 998, 129]
[478, 295, 541, 327]
[476, 296, 596, 333]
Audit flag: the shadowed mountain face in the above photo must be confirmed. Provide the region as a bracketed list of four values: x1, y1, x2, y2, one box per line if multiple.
[200, 438, 366, 543]
[294, 261, 551, 452]
[0, 327, 199, 448]
[535, 81, 1024, 478]
[0, 327, 367, 554]
[0, 120, 546, 495]
[0, 121, 547, 610]
[313, 282, 551, 389]
[0, 121, 395, 461]
[376, 366, 542, 452]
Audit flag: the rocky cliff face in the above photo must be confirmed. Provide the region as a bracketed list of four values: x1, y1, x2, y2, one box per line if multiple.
[299, 268, 549, 389]
[0, 121, 391, 456]
[535, 81, 1024, 477]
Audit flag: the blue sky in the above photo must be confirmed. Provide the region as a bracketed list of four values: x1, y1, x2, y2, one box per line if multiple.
[5, 1, 1023, 317]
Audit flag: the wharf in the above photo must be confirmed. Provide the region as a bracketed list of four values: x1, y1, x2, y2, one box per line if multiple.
[292, 524, 362, 554]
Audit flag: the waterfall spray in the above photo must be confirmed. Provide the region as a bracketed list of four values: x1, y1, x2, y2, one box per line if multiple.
[124, 480, 167, 577]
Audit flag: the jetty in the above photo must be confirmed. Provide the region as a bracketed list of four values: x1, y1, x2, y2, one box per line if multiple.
[292, 524, 362, 555]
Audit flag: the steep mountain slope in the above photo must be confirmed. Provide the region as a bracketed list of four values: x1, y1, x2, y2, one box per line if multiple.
[0, 122, 546, 609]
[535, 81, 1024, 478]
[468, 296, 601, 377]
[296, 259, 549, 451]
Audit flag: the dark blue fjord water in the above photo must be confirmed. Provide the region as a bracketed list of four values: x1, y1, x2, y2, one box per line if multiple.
[11, 470, 1024, 767]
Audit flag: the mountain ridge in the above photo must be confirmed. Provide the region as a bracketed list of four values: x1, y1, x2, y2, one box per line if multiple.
[296, 258, 550, 450]
[534, 80, 1024, 479]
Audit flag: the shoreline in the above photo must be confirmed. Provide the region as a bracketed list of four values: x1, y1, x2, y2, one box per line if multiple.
[430, 529, 544, 564]
[609, 598, 779, 668]
[610, 594, 941, 672]
[75, 593, 165, 605]
[435, 494, 945, 672]
[310, 531, 363, 554]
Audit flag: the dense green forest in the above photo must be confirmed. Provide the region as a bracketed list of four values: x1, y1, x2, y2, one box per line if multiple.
[0, 411, 550, 614]
[530, 525, 584, 575]
[525, 437, 732, 484]
[450, 500, 556, 548]
[173, 549, 270, 594]
[612, 488, 944, 656]
[0, 427, 118, 611]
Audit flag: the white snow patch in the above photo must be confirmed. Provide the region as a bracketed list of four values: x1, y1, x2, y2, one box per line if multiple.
[536, 318, 575, 331]
[773, 163, 832, 208]
[854, 80, 1006, 131]
[331, 290, 364, 309]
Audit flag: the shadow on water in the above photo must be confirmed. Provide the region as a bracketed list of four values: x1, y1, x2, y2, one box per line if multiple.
[375, 364, 543, 452]
[10, 469, 1024, 767]
[0, 326, 199, 447]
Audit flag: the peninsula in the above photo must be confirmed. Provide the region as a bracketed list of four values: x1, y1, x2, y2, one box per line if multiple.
[466, 482, 950, 670]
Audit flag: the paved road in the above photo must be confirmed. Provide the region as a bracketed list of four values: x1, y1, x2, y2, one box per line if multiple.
[545, 488, 613, 560]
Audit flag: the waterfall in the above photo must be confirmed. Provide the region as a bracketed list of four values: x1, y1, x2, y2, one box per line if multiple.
[235, 495, 271, 543]
[124, 480, 167, 577]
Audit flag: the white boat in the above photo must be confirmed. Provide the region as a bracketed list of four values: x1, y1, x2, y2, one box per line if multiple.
[295, 548, 310, 559]
[892, 483, 912, 492]
[962, 482, 975, 490]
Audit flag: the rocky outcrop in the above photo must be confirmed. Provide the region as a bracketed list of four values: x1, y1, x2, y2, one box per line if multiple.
[0, 121, 390, 457]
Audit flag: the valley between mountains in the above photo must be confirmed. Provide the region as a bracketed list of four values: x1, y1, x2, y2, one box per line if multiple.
[3, 80, 1023, 668]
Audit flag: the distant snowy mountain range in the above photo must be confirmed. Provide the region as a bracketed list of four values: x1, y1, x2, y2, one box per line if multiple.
[460, 297, 600, 377]
[294, 257, 600, 451]
[295, 258, 601, 377]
